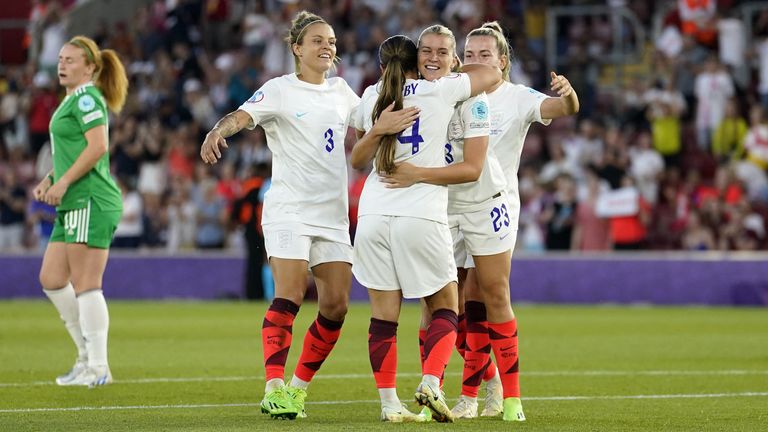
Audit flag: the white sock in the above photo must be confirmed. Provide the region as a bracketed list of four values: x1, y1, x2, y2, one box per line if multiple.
[265, 378, 284, 392]
[44, 283, 87, 362]
[459, 394, 478, 404]
[378, 388, 400, 411]
[422, 374, 440, 391]
[486, 370, 501, 388]
[77, 289, 109, 368]
[289, 375, 310, 390]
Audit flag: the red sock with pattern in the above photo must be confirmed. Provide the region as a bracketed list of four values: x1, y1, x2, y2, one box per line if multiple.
[489, 319, 520, 398]
[262, 298, 300, 381]
[369, 318, 398, 389]
[461, 301, 491, 397]
[456, 313, 467, 358]
[293, 312, 344, 383]
[422, 309, 458, 379]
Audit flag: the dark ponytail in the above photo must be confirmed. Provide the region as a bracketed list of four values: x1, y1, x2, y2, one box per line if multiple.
[372, 35, 418, 174]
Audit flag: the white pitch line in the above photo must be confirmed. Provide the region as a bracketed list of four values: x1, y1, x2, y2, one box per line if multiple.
[1, 392, 768, 414]
[1, 369, 767, 388]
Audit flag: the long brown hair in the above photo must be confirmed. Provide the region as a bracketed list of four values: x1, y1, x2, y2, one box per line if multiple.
[373, 35, 418, 174]
[68, 35, 128, 113]
[466, 21, 512, 82]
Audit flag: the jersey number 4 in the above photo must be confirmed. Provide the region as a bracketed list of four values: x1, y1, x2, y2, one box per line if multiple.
[397, 118, 424, 155]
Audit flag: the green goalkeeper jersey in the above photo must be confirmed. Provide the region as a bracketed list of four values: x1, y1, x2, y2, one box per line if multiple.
[49, 82, 122, 211]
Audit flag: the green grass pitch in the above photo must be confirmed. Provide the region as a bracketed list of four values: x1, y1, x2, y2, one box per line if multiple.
[0, 301, 766, 431]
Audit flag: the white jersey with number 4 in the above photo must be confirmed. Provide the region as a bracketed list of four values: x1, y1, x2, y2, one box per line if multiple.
[356, 73, 472, 224]
[238, 73, 360, 232]
[487, 81, 551, 229]
[445, 93, 508, 213]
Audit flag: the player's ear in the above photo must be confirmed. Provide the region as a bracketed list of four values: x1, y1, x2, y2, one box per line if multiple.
[292, 43, 302, 58]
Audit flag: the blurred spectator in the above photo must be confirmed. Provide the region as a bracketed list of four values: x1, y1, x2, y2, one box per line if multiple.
[744, 105, 768, 170]
[608, 176, 651, 250]
[681, 209, 716, 250]
[541, 174, 577, 250]
[112, 177, 144, 249]
[629, 131, 665, 205]
[711, 98, 747, 162]
[24, 71, 58, 157]
[27, 198, 56, 252]
[694, 57, 735, 150]
[647, 78, 685, 167]
[572, 170, 611, 251]
[194, 180, 227, 249]
[166, 177, 196, 252]
[0, 171, 27, 252]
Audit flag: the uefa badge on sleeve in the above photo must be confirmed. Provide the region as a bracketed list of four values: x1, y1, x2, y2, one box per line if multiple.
[78, 95, 96, 112]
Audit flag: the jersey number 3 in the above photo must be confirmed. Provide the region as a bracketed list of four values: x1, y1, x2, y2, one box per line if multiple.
[324, 128, 334, 153]
[397, 118, 424, 155]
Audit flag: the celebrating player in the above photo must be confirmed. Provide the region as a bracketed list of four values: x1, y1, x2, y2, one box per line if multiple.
[350, 33, 501, 423]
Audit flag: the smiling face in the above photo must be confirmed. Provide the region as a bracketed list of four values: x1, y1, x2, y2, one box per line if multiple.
[463, 35, 506, 70]
[57, 43, 95, 92]
[293, 22, 336, 75]
[417, 33, 457, 81]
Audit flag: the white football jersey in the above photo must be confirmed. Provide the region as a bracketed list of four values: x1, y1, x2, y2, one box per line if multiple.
[487, 81, 551, 229]
[238, 73, 361, 231]
[445, 93, 508, 213]
[356, 73, 472, 224]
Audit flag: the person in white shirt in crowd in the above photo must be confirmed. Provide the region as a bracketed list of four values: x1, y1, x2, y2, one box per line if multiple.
[694, 56, 735, 150]
[629, 131, 665, 205]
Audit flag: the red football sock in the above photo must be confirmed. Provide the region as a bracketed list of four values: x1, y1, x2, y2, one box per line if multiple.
[489, 319, 520, 398]
[369, 318, 398, 389]
[418, 328, 427, 367]
[422, 309, 458, 378]
[293, 312, 344, 383]
[461, 301, 491, 397]
[262, 298, 300, 381]
[456, 313, 467, 358]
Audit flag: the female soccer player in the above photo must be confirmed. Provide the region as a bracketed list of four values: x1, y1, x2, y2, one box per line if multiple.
[33, 35, 128, 387]
[199, 11, 415, 420]
[386, 22, 580, 421]
[350, 33, 501, 423]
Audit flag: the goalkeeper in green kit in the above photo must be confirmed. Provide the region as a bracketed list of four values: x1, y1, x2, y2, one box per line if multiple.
[32, 35, 128, 387]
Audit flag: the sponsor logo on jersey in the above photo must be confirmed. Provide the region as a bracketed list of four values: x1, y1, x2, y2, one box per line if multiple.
[247, 90, 264, 103]
[295, 112, 308, 118]
[82, 110, 104, 124]
[469, 121, 489, 129]
[78, 95, 96, 112]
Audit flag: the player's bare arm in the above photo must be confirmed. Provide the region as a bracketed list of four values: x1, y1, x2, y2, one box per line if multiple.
[201, 110, 252, 164]
[540, 71, 580, 119]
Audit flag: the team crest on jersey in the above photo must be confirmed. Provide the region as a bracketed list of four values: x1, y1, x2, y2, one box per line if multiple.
[78, 95, 96, 112]
[247, 90, 265, 103]
[448, 120, 464, 140]
[471, 101, 488, 120]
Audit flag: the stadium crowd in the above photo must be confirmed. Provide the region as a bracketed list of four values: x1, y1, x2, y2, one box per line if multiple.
[1, 0, 768, 254]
